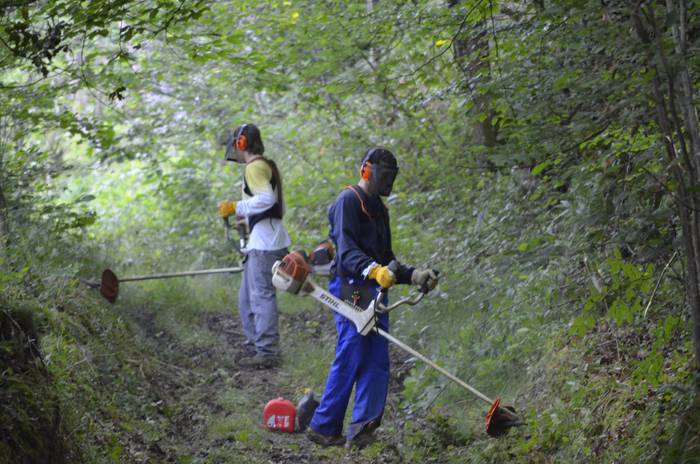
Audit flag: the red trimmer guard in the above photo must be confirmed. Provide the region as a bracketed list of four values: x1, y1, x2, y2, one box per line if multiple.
[485, 397, 521, 438]
[100, 269, 119, 303]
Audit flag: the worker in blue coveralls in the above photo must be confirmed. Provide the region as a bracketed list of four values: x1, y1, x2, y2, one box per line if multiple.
[307, 147, 439, 448]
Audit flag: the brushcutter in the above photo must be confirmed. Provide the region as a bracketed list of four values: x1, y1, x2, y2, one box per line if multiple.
[87, 219, 247, 303]
[87, 266, 244, 303]
[271, 250, 524, 437]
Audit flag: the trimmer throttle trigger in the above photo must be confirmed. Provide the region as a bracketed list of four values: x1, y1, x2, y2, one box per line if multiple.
[387, 260, 399, 273]
[223, 217, 231, 242]
[420, 269, 440, 294]
[236, 220, 248, 251]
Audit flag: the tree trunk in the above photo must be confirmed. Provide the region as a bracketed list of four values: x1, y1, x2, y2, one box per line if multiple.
[667, 0, 700, 388]
[449, 0, 497, 170]
[633, 0, 700, 388]
[0, 117, 9, 250]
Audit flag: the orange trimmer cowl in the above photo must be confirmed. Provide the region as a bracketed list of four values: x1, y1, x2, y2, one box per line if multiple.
[100, 269, 119, 303]
[271, 250, 524, 437]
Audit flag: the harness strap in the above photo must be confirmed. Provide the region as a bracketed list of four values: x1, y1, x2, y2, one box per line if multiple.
[345, 185, 371, 219]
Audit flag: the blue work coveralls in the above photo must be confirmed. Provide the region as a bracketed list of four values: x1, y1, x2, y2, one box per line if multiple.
[309, 185, 414, 441]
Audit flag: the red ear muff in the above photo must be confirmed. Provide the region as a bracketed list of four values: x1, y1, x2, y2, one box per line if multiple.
[236, 134, 248, 152]
[360, 161, 371, 181]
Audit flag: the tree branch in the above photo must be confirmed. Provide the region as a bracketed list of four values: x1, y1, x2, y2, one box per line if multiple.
[408, 0, 487, 77]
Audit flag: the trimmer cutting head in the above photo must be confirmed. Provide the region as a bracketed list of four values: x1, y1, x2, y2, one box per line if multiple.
[100, 269, 119, 303]
[485, 397, 522, 437]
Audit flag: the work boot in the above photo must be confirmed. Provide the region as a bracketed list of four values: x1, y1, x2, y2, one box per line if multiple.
[345, 429, 377, 449]
[238, 344, 256, 359]
[296, 391, 319, 432]
[307, 430, 346, 447]
[238, 354, 280, 369]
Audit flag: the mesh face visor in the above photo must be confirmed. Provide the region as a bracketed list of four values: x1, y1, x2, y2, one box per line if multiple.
[224, 124, 246, 162]
[365, 148, 398, 197]
[224, 133, 236, 161]
[372, 162, 399, 196]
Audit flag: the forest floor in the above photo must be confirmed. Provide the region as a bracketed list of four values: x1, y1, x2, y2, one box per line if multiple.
[116, 298, 418, 464]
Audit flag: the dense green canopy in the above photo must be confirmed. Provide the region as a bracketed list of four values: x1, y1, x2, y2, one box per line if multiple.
[2, 1, 699, 462]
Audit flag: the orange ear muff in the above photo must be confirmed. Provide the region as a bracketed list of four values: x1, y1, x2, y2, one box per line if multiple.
[236, 134, 248, 152]
[361, 161, 371, 181]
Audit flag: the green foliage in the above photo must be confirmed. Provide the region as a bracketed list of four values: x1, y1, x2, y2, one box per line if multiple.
[572, 250, 655, 336]
[2, 0, 699, 462]
[0, 305, 64, 464]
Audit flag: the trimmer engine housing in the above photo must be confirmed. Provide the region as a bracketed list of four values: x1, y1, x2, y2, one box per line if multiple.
[271, 250, 312, 295]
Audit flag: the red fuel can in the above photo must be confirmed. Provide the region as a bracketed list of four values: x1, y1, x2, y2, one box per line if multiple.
[263, 397, 296, 433]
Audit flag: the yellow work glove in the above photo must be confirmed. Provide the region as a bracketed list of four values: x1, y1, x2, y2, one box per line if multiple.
[368, 264, 396, 289]
[218, 200, 237, 218]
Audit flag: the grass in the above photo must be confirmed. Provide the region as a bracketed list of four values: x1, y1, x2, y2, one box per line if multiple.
[208, 414, 266, 445]
[5, 245, 697, 464]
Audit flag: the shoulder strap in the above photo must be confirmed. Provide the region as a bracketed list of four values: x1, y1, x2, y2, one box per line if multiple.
[345, 185, 371, 219]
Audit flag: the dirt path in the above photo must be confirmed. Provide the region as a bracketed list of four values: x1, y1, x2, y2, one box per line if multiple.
[122, 306, 415, 463]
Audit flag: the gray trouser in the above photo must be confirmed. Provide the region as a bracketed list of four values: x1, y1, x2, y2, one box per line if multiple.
[238, 248, 287, 356]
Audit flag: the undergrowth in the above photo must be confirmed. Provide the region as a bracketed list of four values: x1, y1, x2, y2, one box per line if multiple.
[1, 166, 698, 464]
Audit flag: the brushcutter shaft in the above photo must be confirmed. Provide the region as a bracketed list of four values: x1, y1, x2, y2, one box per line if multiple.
[117, 267, 243, 282]
[270, 253, 523, 432]
[374, 328, 494, 406]
[273, 258, 487, 397]
[378, 327, 521, 422]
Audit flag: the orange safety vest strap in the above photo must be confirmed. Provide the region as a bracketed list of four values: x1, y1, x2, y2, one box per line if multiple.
[345, 185, 371, 219]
